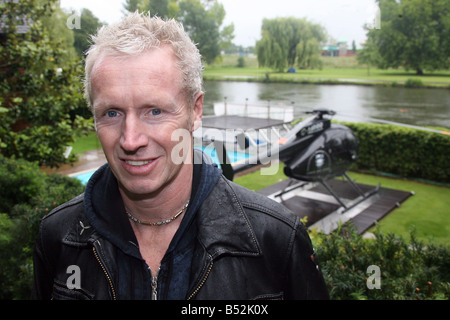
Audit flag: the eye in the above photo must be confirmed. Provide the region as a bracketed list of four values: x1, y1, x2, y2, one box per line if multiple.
[150, 109, 162, 116]
[107, 110, 119, 118]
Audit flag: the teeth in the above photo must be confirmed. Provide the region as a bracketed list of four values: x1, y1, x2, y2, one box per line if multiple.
[126, 160, 152, 166]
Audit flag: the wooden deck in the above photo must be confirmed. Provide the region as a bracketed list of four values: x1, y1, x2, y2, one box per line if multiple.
[258, 178, 413, 234]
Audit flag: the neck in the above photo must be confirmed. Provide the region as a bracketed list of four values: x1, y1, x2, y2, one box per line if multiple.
[119, 163, 193, 224]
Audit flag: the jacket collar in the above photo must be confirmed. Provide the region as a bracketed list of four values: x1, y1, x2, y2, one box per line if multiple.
[60, 164, 139, 257]
[195, 176, 262, 259]
[60, 194, 98, 247]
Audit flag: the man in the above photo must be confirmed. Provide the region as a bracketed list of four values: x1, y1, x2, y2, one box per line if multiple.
[33, 13, 329, 300]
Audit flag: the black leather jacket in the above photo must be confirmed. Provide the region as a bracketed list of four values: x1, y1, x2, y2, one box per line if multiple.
[33, 160, 329, 300]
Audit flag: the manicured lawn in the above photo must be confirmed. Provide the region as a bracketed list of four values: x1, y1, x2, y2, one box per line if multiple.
[204, 55, 450, 88]
[235, 164, 450, 246]
[347, 171, 450, 246]
[204, 66, 450, 87]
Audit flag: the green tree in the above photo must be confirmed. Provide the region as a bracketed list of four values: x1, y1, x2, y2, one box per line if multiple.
[357, 37, 382, 75]
[148, 0, 169, 17]
[40, 1, 77, 64]
[123, 0, 234, 64]
[177, 0, 220, 64]
[0, 0, 93, 167]
[72, 8, 105, 58]
[256, 17, 327, 72]
[362, 0, 450, 75]
[124, 0, 180, 18]
[123, 0, 140, 13]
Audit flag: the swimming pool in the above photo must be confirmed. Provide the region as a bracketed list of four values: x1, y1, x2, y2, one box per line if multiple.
[71, 146, 250, 185]
[72, 171, 97, 185]
[200, 146, 249, 167]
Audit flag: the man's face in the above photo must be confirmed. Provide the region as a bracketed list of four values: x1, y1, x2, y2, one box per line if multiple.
[90, 47, 202, 198]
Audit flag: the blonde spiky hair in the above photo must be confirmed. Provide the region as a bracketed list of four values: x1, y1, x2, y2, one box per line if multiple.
[83, 12, 203, 111]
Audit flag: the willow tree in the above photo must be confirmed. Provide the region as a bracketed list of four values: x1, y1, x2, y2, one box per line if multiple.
[256, 17, 327, 72]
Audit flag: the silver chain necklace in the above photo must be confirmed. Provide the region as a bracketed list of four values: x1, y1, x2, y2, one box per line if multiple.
[126, 200, 189, 226]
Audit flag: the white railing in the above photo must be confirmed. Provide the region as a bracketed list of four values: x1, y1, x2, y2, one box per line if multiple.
[213, 100, 294, 123]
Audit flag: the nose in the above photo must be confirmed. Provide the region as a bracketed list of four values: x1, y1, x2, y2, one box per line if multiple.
[119, 114, 148, 153]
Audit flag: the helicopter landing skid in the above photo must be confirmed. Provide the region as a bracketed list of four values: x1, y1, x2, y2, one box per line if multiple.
[319, 173, 380, 213]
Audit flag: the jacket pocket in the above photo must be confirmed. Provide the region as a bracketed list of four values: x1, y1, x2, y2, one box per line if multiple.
[251, 292, 284, 300]
[52, 280, 94, 300]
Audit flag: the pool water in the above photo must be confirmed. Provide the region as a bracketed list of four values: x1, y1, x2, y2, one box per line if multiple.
[72, 146, 249, 185]
[73, 171, 96, 185]
[199, 146, 249, 167]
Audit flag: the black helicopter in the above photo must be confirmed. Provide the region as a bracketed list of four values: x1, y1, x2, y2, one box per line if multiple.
[214, 108, 376, 211]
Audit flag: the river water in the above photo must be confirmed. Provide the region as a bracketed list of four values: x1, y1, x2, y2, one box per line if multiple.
[202, 81, 450, 128]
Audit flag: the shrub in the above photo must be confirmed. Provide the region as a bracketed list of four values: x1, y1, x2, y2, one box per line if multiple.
[343, 122, 450, 183]
[0, 156, 46, 213]
[404, 78, 424, 88]
[0, 155, 85, 299]
[312, 223, 450, 300]
[237, 56, 246, 68]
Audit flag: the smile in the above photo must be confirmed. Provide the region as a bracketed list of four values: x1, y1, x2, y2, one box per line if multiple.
[120, 157, 159, 176]
[125, 159, 153, 166]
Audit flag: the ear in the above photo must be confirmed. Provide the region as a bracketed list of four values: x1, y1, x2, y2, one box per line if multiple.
[191, 91, 203, 132]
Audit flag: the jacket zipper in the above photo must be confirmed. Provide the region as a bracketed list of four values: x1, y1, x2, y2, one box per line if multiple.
[187, 260, 213, 300]
[92, 240, 211, 300]
[149, 267, 159, 300]
[92, 241, 117, 300]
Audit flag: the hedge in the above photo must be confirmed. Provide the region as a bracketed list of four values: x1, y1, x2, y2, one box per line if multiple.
[312, 223, 449, 300]
[342, 122, 450, 183]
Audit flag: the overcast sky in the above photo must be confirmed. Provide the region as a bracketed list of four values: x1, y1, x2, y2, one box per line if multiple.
[60, 0, 378, 47]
